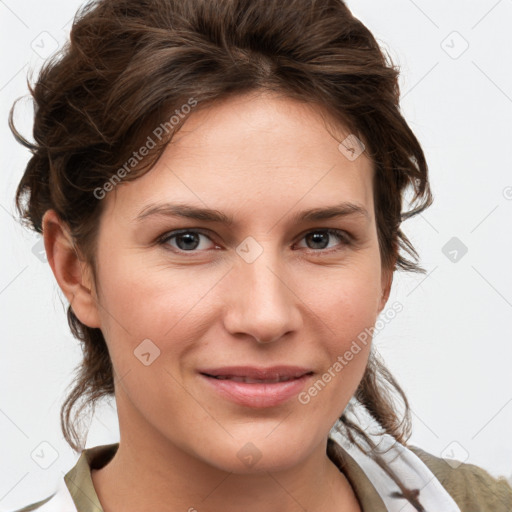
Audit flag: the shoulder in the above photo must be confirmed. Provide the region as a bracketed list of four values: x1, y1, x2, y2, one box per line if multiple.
[408, 445, 512, 512]
[10, 493, 56, 512]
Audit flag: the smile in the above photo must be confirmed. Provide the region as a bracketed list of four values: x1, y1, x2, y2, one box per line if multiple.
[198, 366, 314, 408]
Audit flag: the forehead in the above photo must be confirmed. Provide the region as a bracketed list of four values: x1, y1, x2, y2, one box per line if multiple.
[103, 91, 375, 225]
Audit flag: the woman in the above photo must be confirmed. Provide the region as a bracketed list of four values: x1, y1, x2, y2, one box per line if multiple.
[9, 0, 512, 511]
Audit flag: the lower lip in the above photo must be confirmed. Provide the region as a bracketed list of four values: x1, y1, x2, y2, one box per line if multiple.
[200, 373, 313, 408]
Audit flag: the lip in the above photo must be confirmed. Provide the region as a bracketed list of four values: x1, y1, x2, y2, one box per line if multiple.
[198, 365, 314, 408]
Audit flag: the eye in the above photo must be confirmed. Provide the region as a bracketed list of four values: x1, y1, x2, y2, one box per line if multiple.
[295, 229, 352, 254]
[157, 228, 351, 255]
[158, 229, 218, 252]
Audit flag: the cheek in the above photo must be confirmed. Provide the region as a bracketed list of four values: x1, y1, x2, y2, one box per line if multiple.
[300, 305, 373, 424]
[305, 255, 383, 339]
[93, 250, 224, 372]
[302, 258, 381, 408]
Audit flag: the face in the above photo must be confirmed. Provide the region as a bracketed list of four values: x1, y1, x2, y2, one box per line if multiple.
[69, 91, 391, 473]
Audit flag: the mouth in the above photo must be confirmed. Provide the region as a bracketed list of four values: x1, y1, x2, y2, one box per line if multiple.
[197, 366, 314, 407]
[199, 365, 313, 381]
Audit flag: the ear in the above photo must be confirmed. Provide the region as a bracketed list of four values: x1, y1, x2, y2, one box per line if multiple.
[378, 266, 393, 314]
[42, 209, 101, 328]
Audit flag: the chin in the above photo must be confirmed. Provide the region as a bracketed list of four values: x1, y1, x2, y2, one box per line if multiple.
[198, 430, 316, 474]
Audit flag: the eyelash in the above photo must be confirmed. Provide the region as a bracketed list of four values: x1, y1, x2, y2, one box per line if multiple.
[156, 228, 352, 256]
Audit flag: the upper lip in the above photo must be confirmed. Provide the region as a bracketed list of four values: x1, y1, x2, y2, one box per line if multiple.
[198, 365, 313, 380]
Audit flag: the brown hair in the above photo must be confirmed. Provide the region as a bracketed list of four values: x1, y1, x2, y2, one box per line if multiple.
[10, 0, 432, 508]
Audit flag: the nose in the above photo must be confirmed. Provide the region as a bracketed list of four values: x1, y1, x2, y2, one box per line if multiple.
[222, 246, 302, 344]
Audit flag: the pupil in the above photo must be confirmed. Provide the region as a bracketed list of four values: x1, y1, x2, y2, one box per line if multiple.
[308, 232, 328, 249]
[177, 233, 200, 250]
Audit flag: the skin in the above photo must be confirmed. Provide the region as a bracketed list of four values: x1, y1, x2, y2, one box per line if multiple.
[43, 90, 393, 512]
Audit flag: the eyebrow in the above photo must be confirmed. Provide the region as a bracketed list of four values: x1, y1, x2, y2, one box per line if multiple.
[134, 201, 370, 225]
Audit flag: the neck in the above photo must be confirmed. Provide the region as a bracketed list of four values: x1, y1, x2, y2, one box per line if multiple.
[91, 399, 361, 512]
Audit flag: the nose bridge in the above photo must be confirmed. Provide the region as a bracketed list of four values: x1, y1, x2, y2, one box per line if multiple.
[226, 236, 299, 343]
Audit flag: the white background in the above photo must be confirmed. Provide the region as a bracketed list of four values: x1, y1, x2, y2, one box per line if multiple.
[1, 0, 511, 508]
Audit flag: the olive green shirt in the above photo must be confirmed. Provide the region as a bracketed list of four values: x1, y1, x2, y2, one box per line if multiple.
[13, 442, 512, 512]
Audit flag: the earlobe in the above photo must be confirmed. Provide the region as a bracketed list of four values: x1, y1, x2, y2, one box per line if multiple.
[42, 209, 101, 329]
